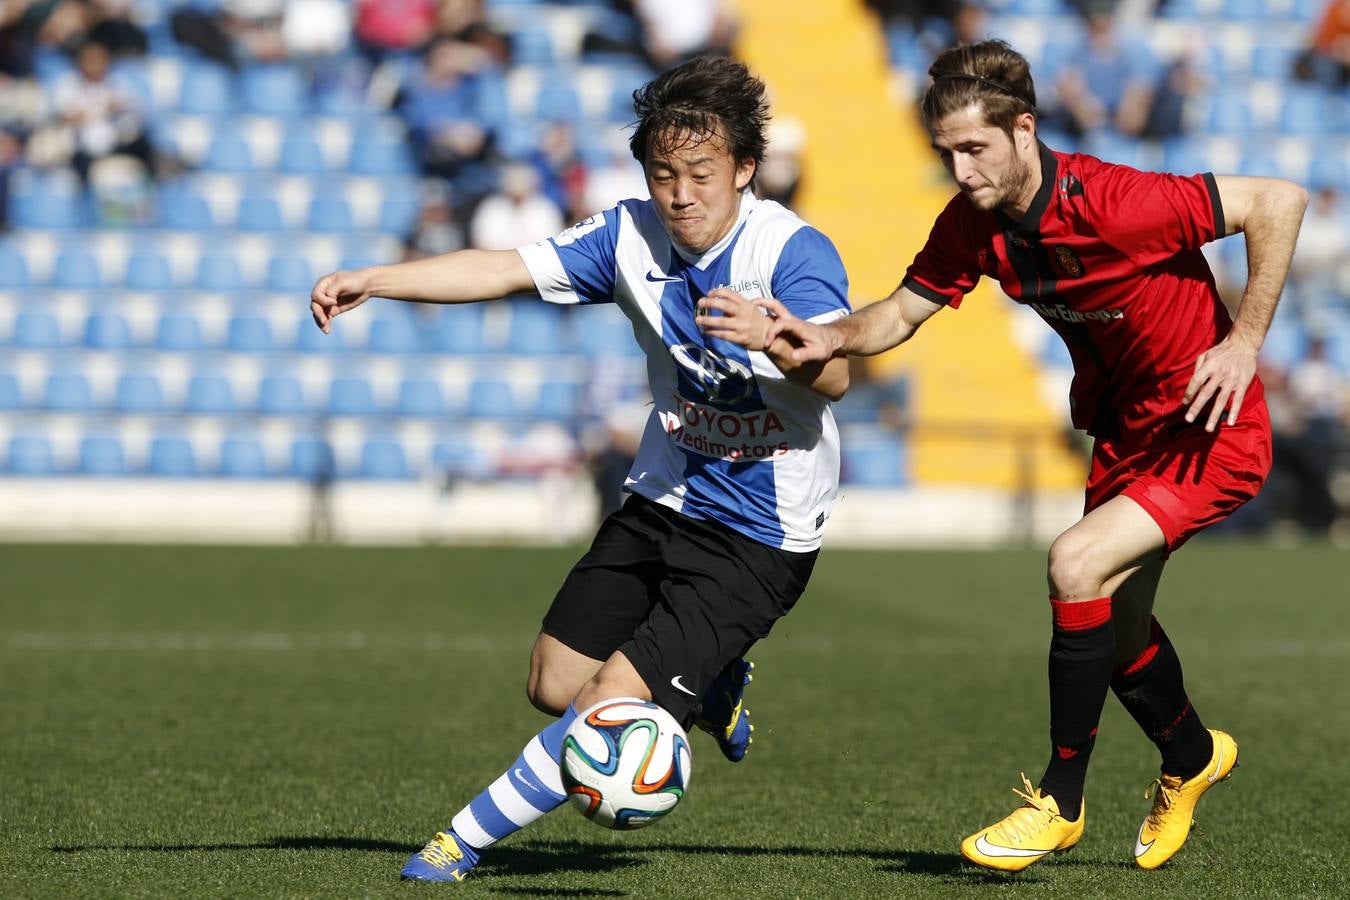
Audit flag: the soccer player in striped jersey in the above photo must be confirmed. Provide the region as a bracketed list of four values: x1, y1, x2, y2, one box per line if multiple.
[763, 40, 1308, 872]
[309, 55, 852, 882]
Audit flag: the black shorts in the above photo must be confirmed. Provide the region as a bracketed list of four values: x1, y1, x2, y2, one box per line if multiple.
[542, 493, 817, 721]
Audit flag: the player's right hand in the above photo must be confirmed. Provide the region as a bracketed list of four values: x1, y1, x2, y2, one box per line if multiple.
[754, 298, 838, 363]
[310, 270, 373, 334]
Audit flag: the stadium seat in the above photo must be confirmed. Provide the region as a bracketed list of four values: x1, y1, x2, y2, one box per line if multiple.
[218, 436, 269, 478]
[266, 255, 314, 293]
[178, 61, 233, 115]
[1280, 88, 1334, 135]
[241, 64, 308, 117]
[84, 312, 134, 349]
[12, 177, 85, 229]
[155, 312, 206, 351]
[197, 254, 245, 292]
[326, 376, 378, 416]
[277, 134, 327, 174]
[1206, 91, 1254, 134]
[534, 379, 581, 420]
[147, 435, 198, 477]
[257, 374, 308, 415]
[396, 377, 447, 417]
[159, 189, 214, 230]
[465, 378, 517, 419]
[51, 249, 102, 290]
[574, 312, 638, 357]
[288, 436, 336, 480]
[431, 435, 491, 480]
[12, 310, 63, 349]
[505, 302, 566, 354]
[184, 373, 236, 414]
[236, 193, 285, 231]
[226, 315, 274, 352]
[78, 434, 127, 476]
[307, 195, 354, 233]
[44, 372, 93, 411]
[349, 132, 416, 175]
[0, 245, 32, 288]
[511, 25, 556, 65]
[367, 314, 422, 354]
[841, 433, 909, 487]
[7, 435, 55, 475]
[201, 132, 255, 172]
[294, 316, 343, 353]
[0, 371, 20, 409]
[535, 82, 584, 124]
[358, 437, 411, 479]
[377, 195, 421, 233]
[124, 251, 174, 290]
[114, 372, 165, 412]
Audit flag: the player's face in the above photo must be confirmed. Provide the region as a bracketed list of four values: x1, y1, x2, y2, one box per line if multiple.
[644, 130, 756, 255]
[930, 106, 1038, 215]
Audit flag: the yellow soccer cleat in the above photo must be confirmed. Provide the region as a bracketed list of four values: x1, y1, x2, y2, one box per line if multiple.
[1134, 728, 1238, 870]
[960, 775, 1085, 872]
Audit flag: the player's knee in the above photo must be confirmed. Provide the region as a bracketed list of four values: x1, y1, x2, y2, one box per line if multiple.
[1046, 531, 1108, 599]
[525, 670, 572, 716]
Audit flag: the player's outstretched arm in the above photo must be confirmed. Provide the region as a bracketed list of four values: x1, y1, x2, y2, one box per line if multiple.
[764, 286, 945, 363]
[1182, 175, 1309, 430]
[310, 249, 536, 333]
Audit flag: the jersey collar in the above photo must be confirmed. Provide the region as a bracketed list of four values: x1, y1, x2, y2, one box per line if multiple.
[671, 188, 758, 270]
[996, 141, 1058, 236]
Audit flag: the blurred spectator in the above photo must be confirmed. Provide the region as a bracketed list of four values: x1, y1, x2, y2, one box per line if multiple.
[1051, 5, 1156, 139]
[578, 144, 647, 218]
[83, 0, 148, 58]
[1293, 0, 1350, 87]
[468, 162, 563, 250]
[403, 180, 467, 261]
[530, 122, 588, 222]
[398, 35, 498, 184]
[1288, 185, 1350, 328]
[1268, 339, 1347, 536]
[39, 39, 154, 182]
[0, 129, 23, 230]
[580, 357, 649, 522]
[354, 0, 438, 64]
[758, 117, 806, 209]
[170, 0, 288, 69]
[281, 0, 350, 60]
[629, 0, 739, 68]
[1140, 44, 1206, 141]
[865, 0, 962, 28]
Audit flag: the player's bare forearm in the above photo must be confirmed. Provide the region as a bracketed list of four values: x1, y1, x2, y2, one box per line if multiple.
[819, 286, 944, 359]
[768, 344, 849, 401]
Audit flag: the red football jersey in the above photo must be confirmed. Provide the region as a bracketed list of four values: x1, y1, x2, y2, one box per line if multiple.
[903, 143, 1263, 442]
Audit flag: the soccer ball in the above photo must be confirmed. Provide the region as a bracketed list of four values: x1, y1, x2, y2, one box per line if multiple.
[560, 698, 692, 830]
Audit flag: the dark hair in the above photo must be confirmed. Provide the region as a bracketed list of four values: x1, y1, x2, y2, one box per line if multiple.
[629, 55, 769, 178]
[922, 40, 1037, 137]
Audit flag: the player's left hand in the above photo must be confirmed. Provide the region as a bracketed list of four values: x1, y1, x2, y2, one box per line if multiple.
[1182, 334, 1260, 432]
[694, 288, 774, 350]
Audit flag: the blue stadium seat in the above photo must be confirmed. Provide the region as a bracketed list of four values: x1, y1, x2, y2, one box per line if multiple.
[125, 251, 174, 290]
[277, 134, 326, 174]
[431, 435, 490, 479]
[7, 435, 55, 475]
[505, 302, 566, 354]
[358, 437, 411, 479]
[241, 64, 308, 116]
[51, 248, 102, 290]
[575, 312, 638, 357]
[159, 189, 213, 230]
[0, 245, 31, 288]
[201, 132, 255, 172]
[226, 315, 274, 352]
[535, 82, 584, 124]
[429, 303, 486, 354]
[257, 374, 307, 414]
[114, 372, 164, 412]
[1250, 41, 1296, 79]
[377, 195, 421, 233]
[0, 371, 20, 409]
[13, 178, 85, 228]
[1281, 88, 1334, 135]
[266, 255, 313, 293]
[197, 254, 246, 291]
[511, 25, 556, 65]
[1260, 319, 1307, 369]
[44, 372, 93, 411]
[534, 379, 580, 420]
[307, 195, 354, 233]
[288, 436, 336, 480]
[396, 377, 446, 417]
[148, 435, 197, 477]
[841, 433, 909, 487]
[84, 312, 134, 349]
[12, 310, 63, 348]
[294, 315, 343, 353]
[236, 193, 285, 231]
[178, 61, 233, 115]
[367, 314, 421, 354]
[1206, 91, 1254, 134]
[326, 376, 378, 416]
[78, 434, 127, 476]
[1224, 0, 1272, 19]
[184, 373, 236, 413]
[349, 132, 416, 175]
[218, 436, 268, 478]
[465, 378, 516, 419]
[155, 312, 206, 351]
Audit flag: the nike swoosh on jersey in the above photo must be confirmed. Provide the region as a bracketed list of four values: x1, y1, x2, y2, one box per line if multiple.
[646, 269, 683, 283]
[670, 675, 696, 696]
[973, 834, 1050, 858]
[1134, 823, 1154, 857]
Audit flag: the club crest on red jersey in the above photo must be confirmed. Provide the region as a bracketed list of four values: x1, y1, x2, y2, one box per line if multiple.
[1054, 245, 1084, 279]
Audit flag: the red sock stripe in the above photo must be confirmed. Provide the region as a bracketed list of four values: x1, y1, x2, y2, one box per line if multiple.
[1049, 596, 1112, 631]
[1119, 616, 1165, 677]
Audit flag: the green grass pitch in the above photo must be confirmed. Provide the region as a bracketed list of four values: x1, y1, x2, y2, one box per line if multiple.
[2, 541, 1347, 898]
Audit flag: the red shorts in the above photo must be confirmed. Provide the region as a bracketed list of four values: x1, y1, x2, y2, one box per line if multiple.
[1084, 399, 1272, 554]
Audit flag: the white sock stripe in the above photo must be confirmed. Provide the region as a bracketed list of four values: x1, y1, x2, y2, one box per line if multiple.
[451, 808, 494, 850]
[523, 736, 565, 796]
[487, 776, 538, 828]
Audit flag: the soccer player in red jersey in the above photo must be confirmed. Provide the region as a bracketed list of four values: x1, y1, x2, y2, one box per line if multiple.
[740, 40, 1309, 871]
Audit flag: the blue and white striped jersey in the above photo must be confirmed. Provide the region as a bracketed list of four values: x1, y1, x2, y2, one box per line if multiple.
[517, 191, 850, 551]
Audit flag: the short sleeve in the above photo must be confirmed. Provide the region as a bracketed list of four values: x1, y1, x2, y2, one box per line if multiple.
[900, 196, 983, 309]
[1085, 165, 1224, 267]
[769, 227, 851, 320]
[517, 208, 622, 305]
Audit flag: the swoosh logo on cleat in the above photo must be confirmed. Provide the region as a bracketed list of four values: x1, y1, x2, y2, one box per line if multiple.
[1207, 741, 1225, 784]
[1134, 823, 1154, 858]
[670, 675, 696, 696]
[973, 834, 1049, 858]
